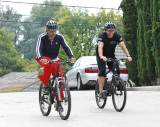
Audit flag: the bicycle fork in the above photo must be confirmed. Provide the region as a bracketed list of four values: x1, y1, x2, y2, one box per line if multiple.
[55, 77, 67, 111]
[112, 78, 123, 96]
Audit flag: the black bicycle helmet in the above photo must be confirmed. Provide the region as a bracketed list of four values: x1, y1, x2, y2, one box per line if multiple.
[104, 21, 116, 30]
[46, 20, 58, 31]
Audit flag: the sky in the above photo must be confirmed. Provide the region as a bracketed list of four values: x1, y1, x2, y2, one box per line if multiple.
[0, 0, 122, 16]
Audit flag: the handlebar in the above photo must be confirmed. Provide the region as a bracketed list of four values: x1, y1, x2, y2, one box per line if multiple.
[47, 59, 71, 64]
[106, 58, 128, 62]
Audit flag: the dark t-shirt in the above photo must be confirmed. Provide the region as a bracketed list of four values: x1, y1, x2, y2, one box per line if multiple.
[96, 32, 123, 60]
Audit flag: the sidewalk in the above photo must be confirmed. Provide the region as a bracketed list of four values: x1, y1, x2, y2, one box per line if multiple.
[127, 86, 160, 91]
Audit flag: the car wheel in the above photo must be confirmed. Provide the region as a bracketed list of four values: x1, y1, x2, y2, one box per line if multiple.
[77, 75, 84, 90]
[125, 80, 133, 87]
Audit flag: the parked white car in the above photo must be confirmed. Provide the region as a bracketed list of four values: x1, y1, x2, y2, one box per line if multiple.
[65, 56, 128, 90]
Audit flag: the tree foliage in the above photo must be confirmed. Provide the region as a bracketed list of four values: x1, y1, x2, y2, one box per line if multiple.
[55, 8, 123, 60]
[0, 5, 22, 44]
[0, 28, 26, 76]
[120, 0, 139, 85]
[151, 0, 160, 79]
[121, 0, 160, 85]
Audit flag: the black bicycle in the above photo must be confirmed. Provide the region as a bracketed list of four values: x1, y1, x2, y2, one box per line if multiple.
[95, 58, 127, 112]
[39, 59, 71, 120]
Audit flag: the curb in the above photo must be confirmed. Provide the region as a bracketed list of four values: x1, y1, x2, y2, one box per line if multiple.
[127, 86, 160, 91]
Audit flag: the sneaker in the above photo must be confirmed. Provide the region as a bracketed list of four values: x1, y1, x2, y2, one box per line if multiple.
[106, 90, 112, 96]
[99, 92, 107, 99]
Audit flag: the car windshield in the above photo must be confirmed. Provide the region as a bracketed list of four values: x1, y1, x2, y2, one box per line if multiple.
[83, 56, 97, 65]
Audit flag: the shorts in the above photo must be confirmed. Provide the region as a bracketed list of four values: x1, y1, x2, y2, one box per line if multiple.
[97, 58, 120, 77]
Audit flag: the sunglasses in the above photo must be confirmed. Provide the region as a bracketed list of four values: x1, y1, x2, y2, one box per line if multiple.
[106, 29, 115, 32]
[48, 29, 57, 32]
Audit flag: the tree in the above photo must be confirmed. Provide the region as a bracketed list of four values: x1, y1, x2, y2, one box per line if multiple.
[150, 0, 160, 79]
[0, 5, 22, 44]
[57, 7, 123, 60]
[31, 0, 62, 25]
[120, 0, 160, 85]
[0, 28, 26, 76]
[120, 0, 139, 85]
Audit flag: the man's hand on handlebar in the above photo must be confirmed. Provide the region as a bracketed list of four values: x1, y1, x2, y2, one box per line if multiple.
[40, 59, 48, 64]
[70, 57, 76, 63]
[100, 55, 132, 62]
[127, 56, 132, 62]
[100, 56, 107, 62]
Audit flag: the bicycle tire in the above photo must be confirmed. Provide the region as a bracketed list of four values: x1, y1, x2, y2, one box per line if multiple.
[95, 82, 107, 109]
[112, 77, 127, 112]
[58, 82, 71, 120]
[39, 83, 52, 116]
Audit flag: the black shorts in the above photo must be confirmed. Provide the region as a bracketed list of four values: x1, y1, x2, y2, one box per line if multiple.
[96, 58, 120, 77]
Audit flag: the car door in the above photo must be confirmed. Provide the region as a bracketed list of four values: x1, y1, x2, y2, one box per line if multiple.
[71, 58, 82, 86]
[66, 58, 82, 87]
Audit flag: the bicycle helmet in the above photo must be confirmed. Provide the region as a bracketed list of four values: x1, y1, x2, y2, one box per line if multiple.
[46, 20, 58, 31]
[104, 21, 116, 30]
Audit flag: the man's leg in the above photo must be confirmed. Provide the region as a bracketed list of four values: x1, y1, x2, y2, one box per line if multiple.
[36, 56, 52, 86]
[51, 60, 64, 77]
[97, 60, 106, 94]
[98, 76, 105, 93]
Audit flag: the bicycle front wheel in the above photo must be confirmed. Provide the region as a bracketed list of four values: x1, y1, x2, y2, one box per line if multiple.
[39, 83, 52, 116]
[95, 82, 107, 109]
[112, 78, 127, 112]
[58, 82, 71, 120]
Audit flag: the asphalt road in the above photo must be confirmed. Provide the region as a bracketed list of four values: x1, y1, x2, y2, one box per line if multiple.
[0, 91, 160, 127]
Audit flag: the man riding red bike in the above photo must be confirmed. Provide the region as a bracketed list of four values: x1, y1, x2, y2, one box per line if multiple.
[36, 20, 76, 94]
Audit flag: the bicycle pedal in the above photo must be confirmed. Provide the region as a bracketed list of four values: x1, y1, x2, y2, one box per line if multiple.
[104, 90, 111, 97]
[99, 92, 107, 99]
[58, 107, 63, 112]
[107, 92, 112, 96]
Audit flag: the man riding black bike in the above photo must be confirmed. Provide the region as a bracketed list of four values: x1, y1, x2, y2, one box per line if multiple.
[96, 21, 132, 98]
[36, 20, 76, 94]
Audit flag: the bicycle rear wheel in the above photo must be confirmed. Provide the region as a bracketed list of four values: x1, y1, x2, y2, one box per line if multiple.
[58, 82, 71, 120]
[112, 78, 127, 112]
[39, 83, 52, 116]
[95, 82, 107, 109]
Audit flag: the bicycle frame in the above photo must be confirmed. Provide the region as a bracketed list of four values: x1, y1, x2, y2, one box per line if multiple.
[106, 58, 127, 77]
[48, 59, 70, 102]
[39, 58, 72, 119]
[105, 58, 127, 92]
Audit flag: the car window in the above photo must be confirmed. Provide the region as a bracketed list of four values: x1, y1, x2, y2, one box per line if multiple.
[83, 56, 97, 65]
[72, 57, 82, 67]
[75, 58, 81, 67]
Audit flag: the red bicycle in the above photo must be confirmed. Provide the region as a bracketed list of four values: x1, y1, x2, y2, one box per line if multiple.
[39, 59, 71, 120]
